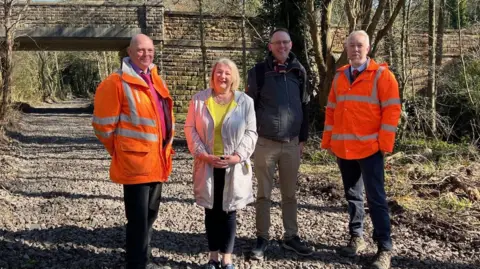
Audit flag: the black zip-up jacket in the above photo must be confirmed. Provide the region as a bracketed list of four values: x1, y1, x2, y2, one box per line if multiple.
[246, 52, 309, 142]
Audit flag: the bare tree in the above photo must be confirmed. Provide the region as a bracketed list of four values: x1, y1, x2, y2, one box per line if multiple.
[306, 0, 405, 126]
[0, 0, 32, 120]
[427, 0, 436, 134]
[435, 0, 445, 70]
[457, 0, 474, 105]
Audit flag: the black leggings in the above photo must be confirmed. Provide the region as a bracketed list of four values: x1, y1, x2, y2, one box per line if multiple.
[205, 168, 237, 254]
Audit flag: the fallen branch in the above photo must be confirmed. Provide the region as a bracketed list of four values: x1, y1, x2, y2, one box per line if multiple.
[385, 151, 405, 162]
[449, 176, 480, 202]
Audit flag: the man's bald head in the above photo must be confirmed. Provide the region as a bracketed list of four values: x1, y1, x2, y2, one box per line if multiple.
[129, 34, 153, 48]
[127, 34, 155, 72]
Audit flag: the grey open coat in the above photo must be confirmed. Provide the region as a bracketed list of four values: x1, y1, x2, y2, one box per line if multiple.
[184, 88, 258, 211]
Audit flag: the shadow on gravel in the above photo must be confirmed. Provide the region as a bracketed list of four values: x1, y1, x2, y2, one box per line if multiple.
[19, 105, 94, 115]
[2, 226, 478, 269]
[19, 144, 104, 153]
[8, 189, 196, 205]
[389, 256, 480, 269]
[0, 230, 195, 269]
[13, 189, 344, 215]
[6, 130, 100, 145]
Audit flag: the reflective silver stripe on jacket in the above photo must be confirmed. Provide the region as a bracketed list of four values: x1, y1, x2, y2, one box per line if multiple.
[381, 98, 401, 108]
[333, 67, 386, 105]
[120, 81, 157, 127]
[119, 113, 156, 127]
[92, 116, 119, 125]
[332, 133, 378, 141]
[324, 125, 333, 131]
[122, 81, 140, 125]
[94, 129, 114, 138]
[381, 123, 397, 132]
[116, 128, 158, 142]
[332, 72, 341, 97]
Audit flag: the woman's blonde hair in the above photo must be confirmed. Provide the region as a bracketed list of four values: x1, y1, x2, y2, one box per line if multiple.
[209, 58, 240, 92]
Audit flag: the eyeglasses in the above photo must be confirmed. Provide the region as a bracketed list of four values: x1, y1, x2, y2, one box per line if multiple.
[270, 40, 291, 46]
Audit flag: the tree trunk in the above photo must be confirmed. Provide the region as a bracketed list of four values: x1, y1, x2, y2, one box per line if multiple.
[383, 0, 392, 64]
[360, 0, 373, 30]
[457, 0, 474, 105]
[400, 0, 409, 99]
[0, 35, 14, 119]
[39, 52, 48, 102]
[427, 0, 437, 135]
[370, 0, 405, 58]
[307, 0, 335, 129]
[0, 0, 32, 120]
[436, 0, 445, 70]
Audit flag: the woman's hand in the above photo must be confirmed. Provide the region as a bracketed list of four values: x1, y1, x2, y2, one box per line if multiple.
[222, 154, 241, 165]
[199, 153, 229, 168]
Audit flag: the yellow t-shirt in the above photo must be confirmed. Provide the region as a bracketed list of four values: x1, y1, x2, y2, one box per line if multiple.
[206, 95, 237, 156]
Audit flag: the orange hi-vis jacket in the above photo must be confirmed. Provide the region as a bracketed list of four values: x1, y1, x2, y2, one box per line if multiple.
[92, 57, 175, 184]
[321, 59, 401, 160]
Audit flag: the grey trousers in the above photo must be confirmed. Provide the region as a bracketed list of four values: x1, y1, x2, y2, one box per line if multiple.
[254, 136, 300, 240]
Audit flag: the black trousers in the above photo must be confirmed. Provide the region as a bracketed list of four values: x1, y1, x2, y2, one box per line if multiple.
[123, 182, 162, 269]
[205, 168, 237, 254]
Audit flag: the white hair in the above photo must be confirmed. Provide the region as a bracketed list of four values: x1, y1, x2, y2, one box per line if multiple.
[346, 30, 370, 46]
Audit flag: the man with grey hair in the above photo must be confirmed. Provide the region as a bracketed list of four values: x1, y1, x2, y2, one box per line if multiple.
[321, 30, 401, 269]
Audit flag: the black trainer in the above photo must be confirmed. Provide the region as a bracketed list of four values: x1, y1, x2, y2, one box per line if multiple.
[250, 237, 268, 260]
[282, 236, 313, 256]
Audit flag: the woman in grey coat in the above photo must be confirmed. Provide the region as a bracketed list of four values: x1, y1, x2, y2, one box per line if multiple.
[184, 58, 258, 269]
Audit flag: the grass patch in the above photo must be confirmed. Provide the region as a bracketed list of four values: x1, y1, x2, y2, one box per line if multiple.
[437, 192, 474, 212]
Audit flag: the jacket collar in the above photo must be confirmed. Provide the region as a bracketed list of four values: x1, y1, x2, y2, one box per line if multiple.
[265, 51, 302, 71]
[120, 57, 156, 87]
[337, 57, 380, 72]
[203, 88, 244, 105]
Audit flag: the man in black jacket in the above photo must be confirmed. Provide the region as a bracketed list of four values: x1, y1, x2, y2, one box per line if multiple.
[246, 28, 311, 260]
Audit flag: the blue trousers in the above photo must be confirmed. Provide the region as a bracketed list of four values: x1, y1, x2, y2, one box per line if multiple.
[337, 151, 392, 251]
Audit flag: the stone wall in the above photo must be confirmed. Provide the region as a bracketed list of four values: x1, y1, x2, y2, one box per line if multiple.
[160, 47, 259, 113]
[161, 12, 260, 113]
[2, 2, 479, 111]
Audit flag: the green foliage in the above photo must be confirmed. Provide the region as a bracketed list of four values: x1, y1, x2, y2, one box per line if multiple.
[438, 192, 473, 211]
[447, 0, 468, 28]
[435, 54, 480, 144]
[396, 138, 477, 161]
[11, 51, 119, 103]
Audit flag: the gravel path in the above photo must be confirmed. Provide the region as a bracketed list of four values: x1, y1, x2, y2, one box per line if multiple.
[0, 100, 478, 269]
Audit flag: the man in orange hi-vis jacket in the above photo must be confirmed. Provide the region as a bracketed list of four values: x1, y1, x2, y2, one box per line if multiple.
[92, 34, 174, 269]
[321, 30, 401, 269]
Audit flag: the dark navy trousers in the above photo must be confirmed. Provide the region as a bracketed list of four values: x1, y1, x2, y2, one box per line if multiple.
[337, 151, 392, 251]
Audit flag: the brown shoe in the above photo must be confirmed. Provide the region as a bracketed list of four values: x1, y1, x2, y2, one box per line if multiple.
[338, 236, 366, 257]
[371, 249, 391, 269]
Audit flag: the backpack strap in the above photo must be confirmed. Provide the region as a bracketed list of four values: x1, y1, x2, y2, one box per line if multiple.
[254, 62, 266, 91]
